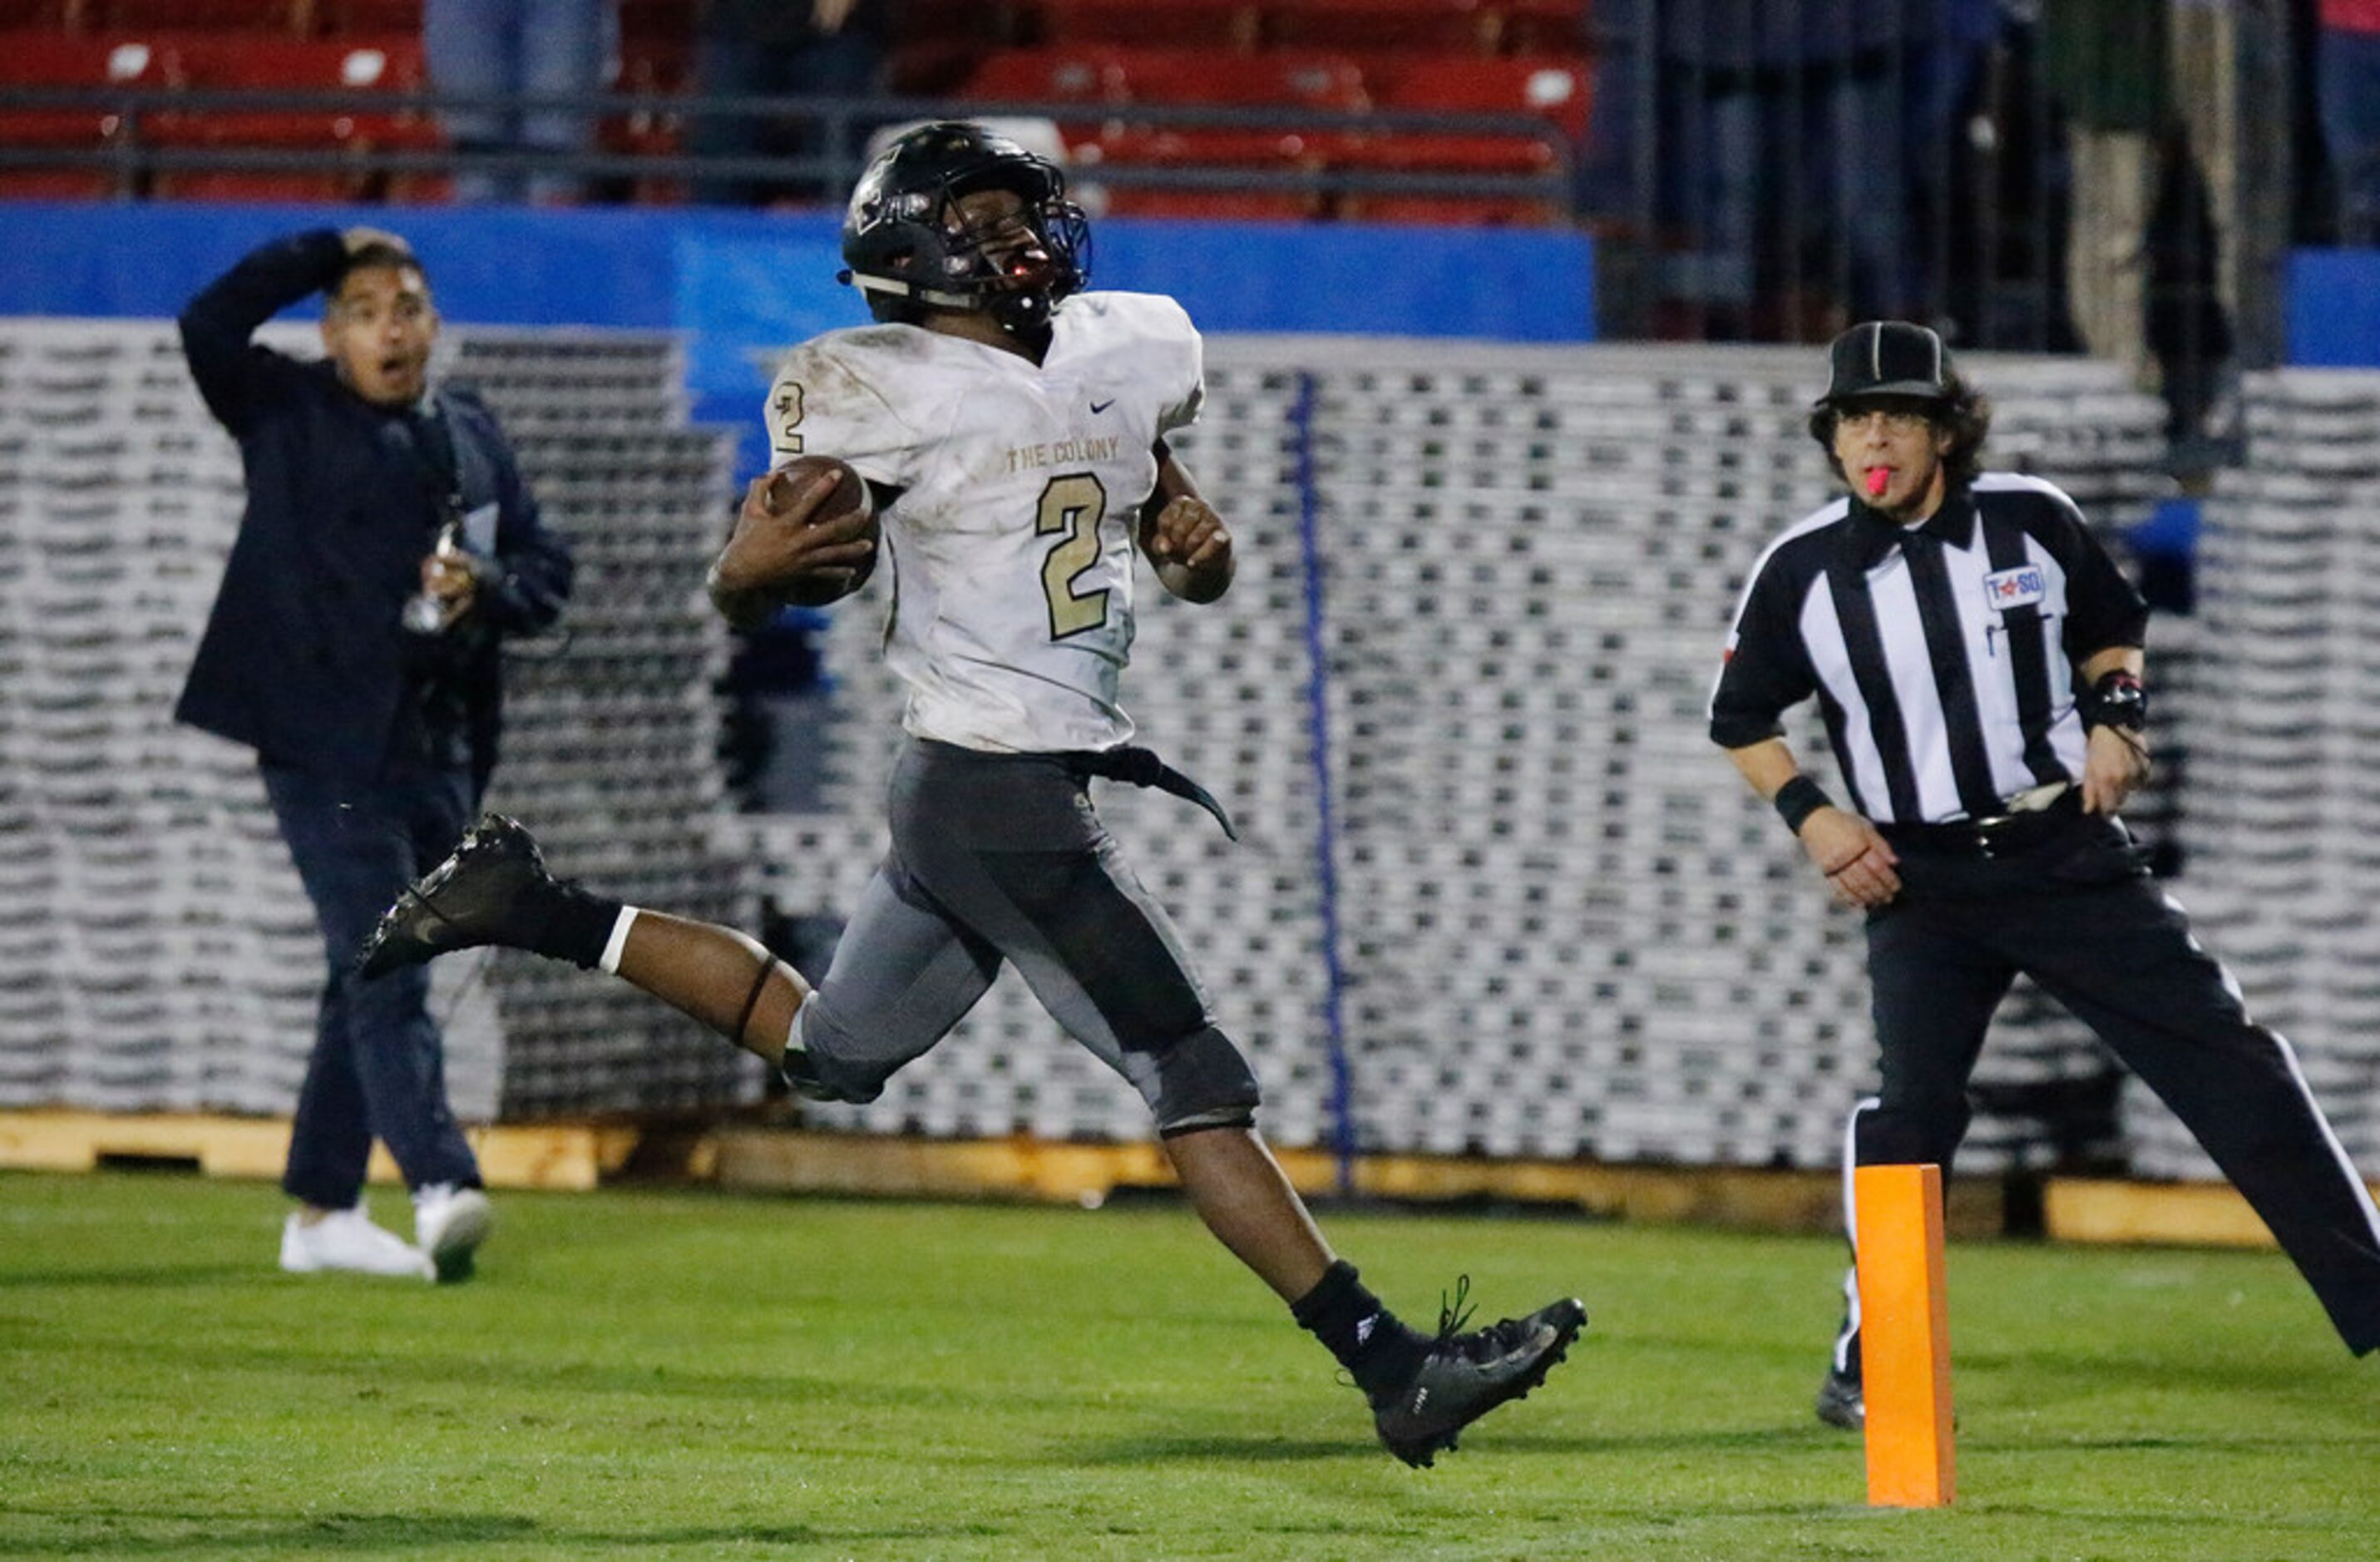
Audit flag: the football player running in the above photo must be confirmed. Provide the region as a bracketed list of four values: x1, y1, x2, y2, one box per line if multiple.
[361, 121, 1584, 1466]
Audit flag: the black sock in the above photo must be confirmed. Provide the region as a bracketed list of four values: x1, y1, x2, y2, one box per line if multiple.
[1291, 1260, 1427, 1399]
[521, 881, 623, 970]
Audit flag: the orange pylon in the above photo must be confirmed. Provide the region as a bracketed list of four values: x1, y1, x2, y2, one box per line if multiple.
[1854, 1162, 1955, 1507]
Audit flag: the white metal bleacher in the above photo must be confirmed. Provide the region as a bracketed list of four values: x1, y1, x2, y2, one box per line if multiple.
[16, 320, 2344, 1182]
[0, 319, 759, 1125]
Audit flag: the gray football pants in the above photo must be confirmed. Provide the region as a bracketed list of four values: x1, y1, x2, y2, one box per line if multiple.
[1845, 818, 2380, 1357]
[788, 737, 1262, 1131]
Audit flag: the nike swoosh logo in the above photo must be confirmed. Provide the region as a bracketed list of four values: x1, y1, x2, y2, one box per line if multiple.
[1089, 398, 1114, 414]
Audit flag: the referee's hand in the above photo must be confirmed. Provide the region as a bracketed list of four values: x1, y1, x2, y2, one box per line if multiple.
[2080, 725, 2149, 816]
[1800, 808, 1900, 909]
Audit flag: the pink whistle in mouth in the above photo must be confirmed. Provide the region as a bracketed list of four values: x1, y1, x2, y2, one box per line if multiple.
[1865, 468, 1889, 497]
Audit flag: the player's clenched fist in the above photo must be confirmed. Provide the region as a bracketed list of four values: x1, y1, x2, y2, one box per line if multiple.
[1143, 495, 1233, 602]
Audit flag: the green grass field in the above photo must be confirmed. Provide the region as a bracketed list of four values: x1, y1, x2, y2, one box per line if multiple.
[3, 1169, 2375, 1560]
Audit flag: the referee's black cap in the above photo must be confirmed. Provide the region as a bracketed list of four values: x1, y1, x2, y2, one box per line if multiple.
[1816, 320, 1954, 408]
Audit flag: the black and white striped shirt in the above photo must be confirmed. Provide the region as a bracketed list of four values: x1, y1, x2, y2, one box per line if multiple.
[1708, 473, 2149, 826]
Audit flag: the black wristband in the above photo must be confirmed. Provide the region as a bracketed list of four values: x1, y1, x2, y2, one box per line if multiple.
[1773, 775, 1832, 834]
[2080, 669, 2147, 734]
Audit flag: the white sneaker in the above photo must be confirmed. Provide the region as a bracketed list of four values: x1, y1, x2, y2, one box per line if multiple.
[279, 1204, 436, 1281]
[412, 1184, 494, 1284]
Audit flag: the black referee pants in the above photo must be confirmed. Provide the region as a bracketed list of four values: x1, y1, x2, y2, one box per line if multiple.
[1855, 817, 2380, 1356]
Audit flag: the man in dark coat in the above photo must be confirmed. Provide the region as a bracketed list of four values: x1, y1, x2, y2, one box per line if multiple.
[179, 227, 572, 1282]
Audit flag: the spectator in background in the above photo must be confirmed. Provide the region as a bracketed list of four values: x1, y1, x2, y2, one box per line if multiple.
[690, 0, 889, 207]
[425, 0, 617, 204]
[177, 229, 574, 1280]
[2319, 0, 2380, 240]
[2038, 0, 2167, 382]
[2144, 114, 2235, 449]
[1652, 0, 1940, 340]
[1904, 0, 2014, 335]
[2038, 1, 2235, 447]
[1593, 1, 2088, 354]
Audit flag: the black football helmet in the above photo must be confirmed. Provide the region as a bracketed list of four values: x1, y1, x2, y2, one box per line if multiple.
[839, 121, 1091, 333]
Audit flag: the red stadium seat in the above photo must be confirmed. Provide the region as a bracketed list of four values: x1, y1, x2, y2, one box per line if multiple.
[1100, 185, 1317, 220]
[602, 34, 689, 205]
[1367, 53, 1589, 144]
[1268, 0, 1583, 54]
[615, 0, 688, 47]
[0, 32, 168, 198]
[1094, 47, 1370, 165]
[1328, 55, 1586, 226]
[89, 0, 302, 29]
[969, 45, 1365, 219]
[170, 33, 430, 136]
[959, 47, 1133, 146]
[383, 169, 452, 204]
[961, 46, 1132, 108]
[894, 0, 1033, 90]
[150, 169, 354, 200]
[1034, 0, 1262, 51]
[1331, 52, 1586, 195]
[1494, 0, 1584, 54]
[1337, 190, 1558, 225]
[0, 2, 72, 27]
[314, 0, 421, 33]
[1266, 0, 1498, 53]
[139, 33, 437, 200]
[906, 0, 1027, 39]
[0, 166, 120, 197]
[968, 43, 1367, 146]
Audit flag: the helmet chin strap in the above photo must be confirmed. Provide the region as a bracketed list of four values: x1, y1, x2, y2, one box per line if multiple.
[844, 270, 1059, 334]
[832, 258, 1066, 333]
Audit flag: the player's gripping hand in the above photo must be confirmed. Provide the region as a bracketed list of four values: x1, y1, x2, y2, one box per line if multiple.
[1145, 495, 1233, 602]
[708, 459, 878, 628]
[1800, 807, 1901, 909]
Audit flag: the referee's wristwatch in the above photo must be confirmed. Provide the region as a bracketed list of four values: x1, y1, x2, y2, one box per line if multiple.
[2081, 670, 2146, 734]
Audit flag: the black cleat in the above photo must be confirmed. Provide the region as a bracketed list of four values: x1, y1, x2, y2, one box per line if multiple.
[358, 813, 553, 978]
[1815, 1362, 1864, 1431]
[1371, 1279, 1587, 1468]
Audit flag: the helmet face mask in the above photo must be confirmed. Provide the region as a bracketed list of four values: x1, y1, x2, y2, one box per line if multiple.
[841, 122, 1091, 333]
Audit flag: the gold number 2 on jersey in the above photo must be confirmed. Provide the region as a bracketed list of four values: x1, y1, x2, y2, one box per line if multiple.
[1037, 473, 1110, 639]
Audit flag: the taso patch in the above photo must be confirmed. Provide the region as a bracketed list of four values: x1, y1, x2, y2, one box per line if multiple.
[1983, 565, 2046, 612]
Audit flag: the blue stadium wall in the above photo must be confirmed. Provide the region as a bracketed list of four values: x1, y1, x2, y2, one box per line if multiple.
[10, 203, 2376, 394]
[2287, 250, 2380, 366]
[0, 204, 1597, 475]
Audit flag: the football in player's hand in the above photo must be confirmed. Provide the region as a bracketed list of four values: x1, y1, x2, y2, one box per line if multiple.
[765, 454, 871, 531]
[711, 454, 880, 621]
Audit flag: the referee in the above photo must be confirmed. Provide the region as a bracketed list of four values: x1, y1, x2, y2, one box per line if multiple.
[1710, 321, 2380, 1431]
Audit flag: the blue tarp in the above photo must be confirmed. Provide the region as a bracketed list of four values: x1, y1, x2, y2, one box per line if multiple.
[2287, 250, 2380, 367]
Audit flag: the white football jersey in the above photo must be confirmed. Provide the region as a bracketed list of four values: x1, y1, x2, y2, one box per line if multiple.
[764, 291, 1204, 754]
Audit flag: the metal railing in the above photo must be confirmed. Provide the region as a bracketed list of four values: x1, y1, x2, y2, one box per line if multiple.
[0, 84, 1576, 212]
[0, 7, 2302, 437]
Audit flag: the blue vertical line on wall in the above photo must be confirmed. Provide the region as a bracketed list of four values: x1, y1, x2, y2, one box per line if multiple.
[1292, 369, 1357, 1197]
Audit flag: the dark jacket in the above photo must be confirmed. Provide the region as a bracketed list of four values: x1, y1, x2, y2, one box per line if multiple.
[1652, 0, 1933, 71]
[176, 230, 571, 797]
